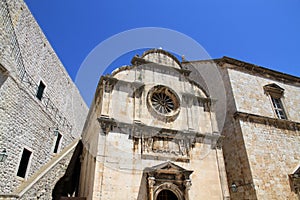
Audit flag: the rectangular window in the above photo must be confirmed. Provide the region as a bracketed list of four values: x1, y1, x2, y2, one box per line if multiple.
[53, 133, 62, 153]
[271, 97, 287, 119]
[17, 148, 32, 178]
[36, 81, 45, 100]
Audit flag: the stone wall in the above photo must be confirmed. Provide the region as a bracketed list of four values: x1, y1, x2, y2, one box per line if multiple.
[227, 67, 300, 123]
[18, 144, 75, 200]
[0, 0, 88, 195]
[219, 66, 258, 199]
[0, 141, 75, 200]
[3, 0, 88, 137]
[220, 63, 300, 200]
[240, 120, 299, 199]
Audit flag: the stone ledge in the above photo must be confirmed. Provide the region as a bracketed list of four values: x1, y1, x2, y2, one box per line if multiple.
[234, 111, 300, 132]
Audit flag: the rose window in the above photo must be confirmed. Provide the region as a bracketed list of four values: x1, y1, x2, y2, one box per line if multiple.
[151, 92, 175, 114]
[147, 85, 180, 122]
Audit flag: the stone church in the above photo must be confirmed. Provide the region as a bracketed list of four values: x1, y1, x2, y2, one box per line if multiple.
[1, 0, 300, 200]
[78, 49, 229, 200]
[74, 49, 300, 200]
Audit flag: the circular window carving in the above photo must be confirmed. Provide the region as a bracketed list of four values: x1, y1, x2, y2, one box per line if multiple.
[147, 85, 180, 122]
[151, 92, 175, 114]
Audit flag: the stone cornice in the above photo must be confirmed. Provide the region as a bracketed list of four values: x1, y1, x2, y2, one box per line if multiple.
[103, 66, 209, 97]
[182, 57, 300, 86]
[97, 115, 223, 142]
[234, 111, 300, 132]
[217, 57, 300, 86]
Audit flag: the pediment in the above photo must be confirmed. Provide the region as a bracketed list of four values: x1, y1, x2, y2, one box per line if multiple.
[263, 83, 285, 97]
[264, 83, 284, 92]
[146, 161, 193, 177]
[152, 161, 186, 171]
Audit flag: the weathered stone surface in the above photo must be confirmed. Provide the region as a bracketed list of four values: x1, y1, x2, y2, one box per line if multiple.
[0, 0, 88, 198]
[80, 50, 228, 200]
[219, 64, 300, 200]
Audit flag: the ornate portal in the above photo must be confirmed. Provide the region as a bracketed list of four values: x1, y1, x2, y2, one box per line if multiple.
[146, 161, 193, 200]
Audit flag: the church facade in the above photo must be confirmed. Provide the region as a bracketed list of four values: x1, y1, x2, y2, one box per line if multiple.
[76, 49, 300, 200]
[79, 49, 229, 200]
[0, 0, 299, 199]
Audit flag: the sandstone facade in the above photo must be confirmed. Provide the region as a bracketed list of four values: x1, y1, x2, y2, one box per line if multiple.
[79, 50, 230, 200]
[216, 58, 300, 200]
[1, 0, 299, 199]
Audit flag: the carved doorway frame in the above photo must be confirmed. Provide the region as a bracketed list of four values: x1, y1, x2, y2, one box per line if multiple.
[146, 161, 193, 200]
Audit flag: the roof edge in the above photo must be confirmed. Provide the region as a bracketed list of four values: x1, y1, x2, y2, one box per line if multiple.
[183, 56, 300, 86]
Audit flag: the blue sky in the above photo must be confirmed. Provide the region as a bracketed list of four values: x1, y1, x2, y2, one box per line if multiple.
[24, 1, 300, 104]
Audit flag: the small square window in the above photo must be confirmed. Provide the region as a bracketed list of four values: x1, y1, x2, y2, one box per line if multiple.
[36, 81, 45, 100]
[17, 148, 32, 178]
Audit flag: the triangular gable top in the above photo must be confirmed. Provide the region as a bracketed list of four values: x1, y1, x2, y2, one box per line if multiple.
[264, 83, 284, 91]
[263, 83, 285, 97]
[146, 161, 193, 176]
[152, 161, 186, 171]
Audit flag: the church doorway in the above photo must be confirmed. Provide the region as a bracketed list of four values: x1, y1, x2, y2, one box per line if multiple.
[156, 189, 178, 200]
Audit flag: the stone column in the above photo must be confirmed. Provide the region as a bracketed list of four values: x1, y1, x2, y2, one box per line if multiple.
[216, 149, 230, 199]
[148, 177, 155, 200]
[184, 179, 192, 200]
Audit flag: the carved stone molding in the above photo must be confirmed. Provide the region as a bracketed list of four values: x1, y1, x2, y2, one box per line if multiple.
[234, 111, 300, 132]
[146, 161, 193, 200]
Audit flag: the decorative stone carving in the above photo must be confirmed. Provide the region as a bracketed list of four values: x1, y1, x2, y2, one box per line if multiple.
[148, 177, 156, 188]
[184, 179, 192, 190]
[146, 161, 193, 200]
[142, 137, 190, 160]
[146, 85, 180, 122]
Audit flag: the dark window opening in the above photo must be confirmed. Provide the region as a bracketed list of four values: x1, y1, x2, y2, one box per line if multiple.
[271, 97, 287, 119]
[53, 133, 62, 153]
[36, 81, 45, 100]
[157, 190, 178, 200]
[17, 148, 32, 178]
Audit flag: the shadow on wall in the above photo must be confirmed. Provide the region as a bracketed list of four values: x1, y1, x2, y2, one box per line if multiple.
[0, 72, 8, 89]
[137, 170, 148, 200]
[52, 141, 83, 200]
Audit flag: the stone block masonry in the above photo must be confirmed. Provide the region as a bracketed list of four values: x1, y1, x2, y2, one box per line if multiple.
[0, 0, 88, 196]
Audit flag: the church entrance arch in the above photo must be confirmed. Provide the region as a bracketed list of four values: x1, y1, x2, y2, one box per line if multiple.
[156, 189, 178, 200]
[154, 183, 183, 200]
[146, 161, 193, 200]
